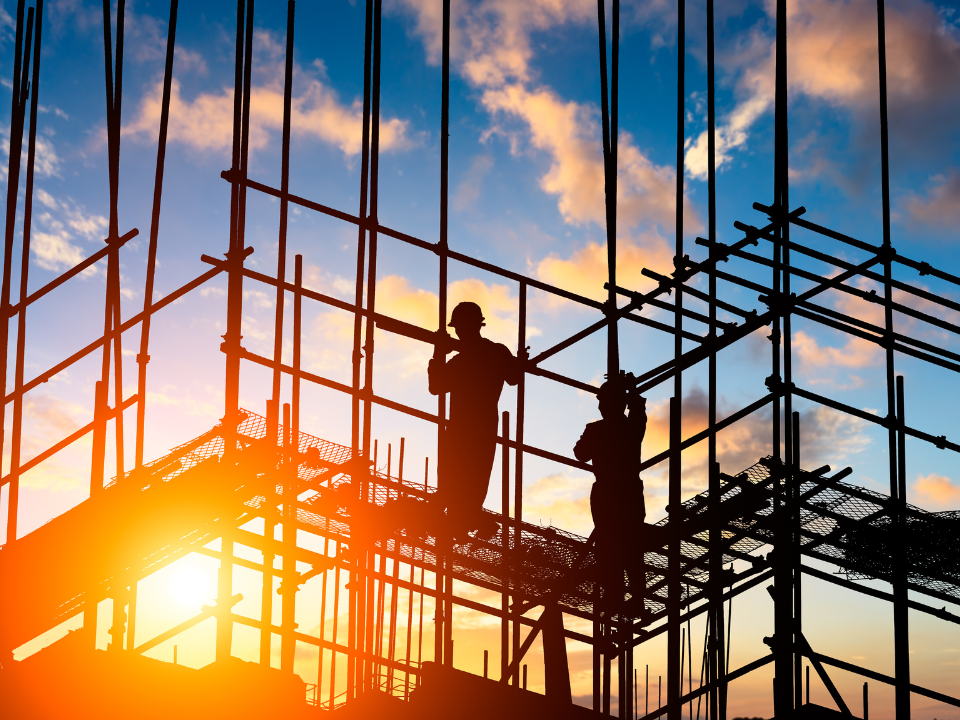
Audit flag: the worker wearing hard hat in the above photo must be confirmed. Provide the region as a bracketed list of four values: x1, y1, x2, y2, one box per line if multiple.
[428, 301, 524, 540]
[574, 371, 648, 620]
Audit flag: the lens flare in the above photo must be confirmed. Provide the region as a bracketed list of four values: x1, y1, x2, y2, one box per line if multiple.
[168, 565, 211, 608]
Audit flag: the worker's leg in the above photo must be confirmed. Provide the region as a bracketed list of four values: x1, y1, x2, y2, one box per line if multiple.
[591, 482, 622, 616]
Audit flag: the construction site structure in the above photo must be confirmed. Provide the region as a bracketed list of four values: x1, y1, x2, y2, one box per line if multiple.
[2, 0, 960, 718]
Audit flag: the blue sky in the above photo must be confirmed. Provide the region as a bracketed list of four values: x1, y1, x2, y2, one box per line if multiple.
[4, 0, 960, 715]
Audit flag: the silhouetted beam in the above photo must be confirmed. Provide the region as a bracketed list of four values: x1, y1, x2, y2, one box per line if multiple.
[635, 270, 755, 319]
[638, 393, 774, 473]
[0, 394, 137, 488]
[7, 228, 138, 317]
[700, 263, 960, 369]
[789, 303, 960, 370]
[240, 348, 593, 472]
[199, 540, 596, 644]
[203, 254, 605, 399]
[739, 220, 960, 317]
[626, 292, 736, 331]
[799, 545, 960, 610]
[761, 203, 960, 290]
[133, 606, 215, 655]
[700, 238, 960, 340]
[229, 611, 423, 678]
[219, 170, 605, 311]
[630, 568, 774, 649]
[637, 653, 774, 720]
[3, 264, 225, 406]
[803, 648, 960, 710]
[793, 385, 960, 454]
[801, 564, 960, 626]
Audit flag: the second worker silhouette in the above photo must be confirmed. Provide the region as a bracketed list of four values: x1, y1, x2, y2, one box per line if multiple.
[429, 302, 523, 541]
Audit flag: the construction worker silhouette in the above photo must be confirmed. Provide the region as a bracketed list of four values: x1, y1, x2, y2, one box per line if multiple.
[574, 372, 648, 617]
[429, 302, 523, 539]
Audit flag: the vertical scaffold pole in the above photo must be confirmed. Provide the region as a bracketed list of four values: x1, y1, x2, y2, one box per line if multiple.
[0, 1, 26, 545]
[895, 375, 910, 718]
[668, 396, 681, 720]
[135, 0, 178, 470]
[277, 5, 297, 676]
[705, 0, 725, 714]
[9, 0, 41, 552]
[875, 0, 908, 711]
[348, 0, 375, 699]
[513, 282, 526, 685]
[436, 0, 452, 669]
[501, 411, 510, 682]
[270, 0, 295, 431]
[771, 0, 792, 709]
[669, 0, 685, 710]
[219, 0, 254, 663]
[281, 402, 297, 672]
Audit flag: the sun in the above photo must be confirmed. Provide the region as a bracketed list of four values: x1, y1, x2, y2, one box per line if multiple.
[168, 565, 212, 608]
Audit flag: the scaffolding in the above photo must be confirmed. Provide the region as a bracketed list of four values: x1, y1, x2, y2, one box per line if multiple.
[2, 0, 960, 718]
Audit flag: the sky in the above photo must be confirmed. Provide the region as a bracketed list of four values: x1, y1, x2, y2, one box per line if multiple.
[3, 0, 960, 716]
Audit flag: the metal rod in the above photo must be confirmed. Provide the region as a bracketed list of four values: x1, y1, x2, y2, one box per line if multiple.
[404, 547, 415, 700]
[501, 410, 510, 681]
[134, 0, 177, 469]
[668, 396, 681, 719]
[436, 0, 452, 670]
[317, 532, 329, 702]
[329, 539, 342, 707]
[894, 375, 910, 717]
[347, 0, 374, 694]
[7, 0, 40, 546]
[270, 0, 295, 419]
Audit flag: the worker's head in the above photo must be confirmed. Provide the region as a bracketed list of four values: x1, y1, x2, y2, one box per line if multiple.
[597, 373, 628, 419]
[449, 301, 485, 340]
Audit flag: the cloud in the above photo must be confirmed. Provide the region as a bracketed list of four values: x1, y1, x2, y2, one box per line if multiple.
[305, 271, 537, 381]
[914, 473, 960, 509]
[528, 387, 871, 530]
[685, 0, 960, 180]
[522, 472, 593, 535]
[14, 393, 90, 491]
[395, 0, 700, 267]
[0, 132, 61, 182]
[30, 190, 108, 273]
[905, 172, 960, 228]
[124, 31, 411, 157]
[641, 387, 870, 506]
[793, 330, 881, 369]
[371, 273, 533, 348]
[535, 231, 675, 304]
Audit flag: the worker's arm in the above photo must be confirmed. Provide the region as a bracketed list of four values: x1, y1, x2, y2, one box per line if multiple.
[503, 344, 526, 387]
[627, 391, 648, 443]
[428, 357, 448, 395]
[573, 424, 596, 463]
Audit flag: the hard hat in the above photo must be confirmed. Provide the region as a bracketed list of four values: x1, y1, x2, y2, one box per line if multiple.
[449, 301, 485, 328]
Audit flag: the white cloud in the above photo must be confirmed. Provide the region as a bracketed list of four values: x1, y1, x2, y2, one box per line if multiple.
[685, 0, 960, 180]
[124, 31, 412, 157]
[29, 191, 108, 273]
[394, 0, 700, 294]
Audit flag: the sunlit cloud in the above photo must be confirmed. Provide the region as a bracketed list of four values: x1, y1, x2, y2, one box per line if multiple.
[124, 31, 411, 157]
[522, 472, 593, 535]
[641, 388, 871, 505]
[534, 231, 675, 304]
[395, 0, 700, 277]
[686, 0, 960, 180]
[914, 473, 960, 509]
